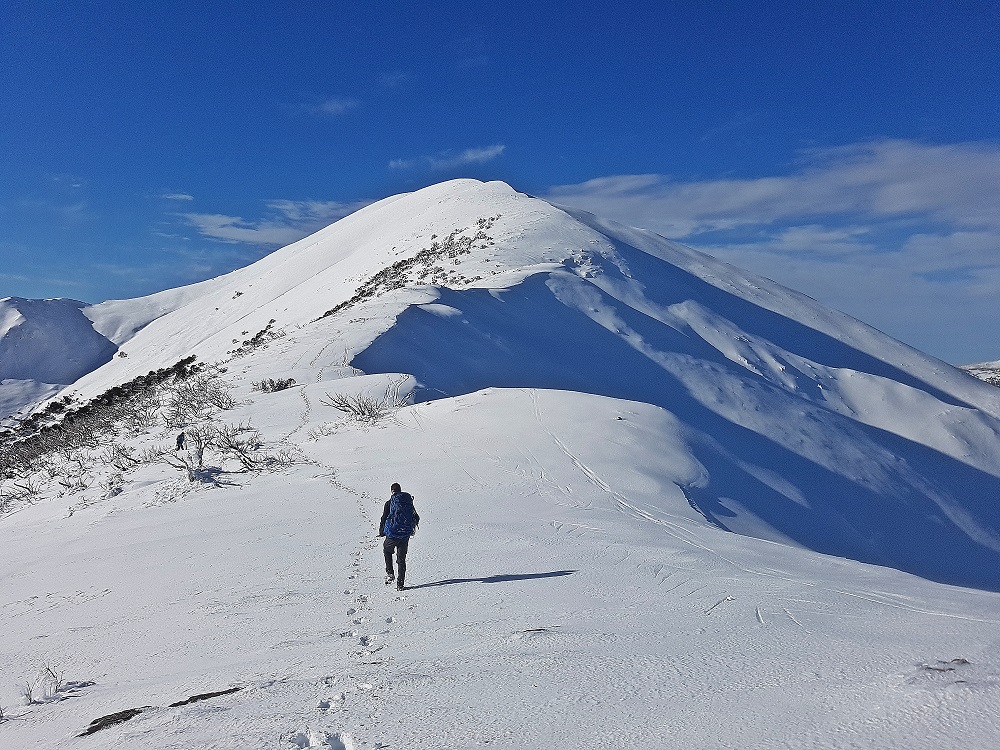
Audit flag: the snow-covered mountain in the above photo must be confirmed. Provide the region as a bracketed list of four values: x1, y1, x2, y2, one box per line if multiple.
[4, 180, 1000, 748]
[0, 297, 118, 422]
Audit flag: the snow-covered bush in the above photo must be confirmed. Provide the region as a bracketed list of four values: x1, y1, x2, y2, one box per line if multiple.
[0, 356, 201, 511]
[252, 377, 296, 393]
[143, 421, 292, 482]
[99, 471, 124, 499]
[319, 218, 500, 319]
[0, 477, 41, 509]
[320, 380, 407, 424]
[228, 320, 285, 357]
[20, 665, 64, 705]
[163, 370, 237, 427]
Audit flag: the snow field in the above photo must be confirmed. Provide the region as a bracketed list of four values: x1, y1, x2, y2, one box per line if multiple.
[3, 371, 1000, 748]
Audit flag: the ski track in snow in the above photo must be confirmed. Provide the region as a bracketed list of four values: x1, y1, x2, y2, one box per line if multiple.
[527, 388, 757, 576]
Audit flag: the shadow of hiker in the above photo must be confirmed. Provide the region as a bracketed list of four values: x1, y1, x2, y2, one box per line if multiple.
[191, 467, 242, 487]
[407, 570, 577, 589]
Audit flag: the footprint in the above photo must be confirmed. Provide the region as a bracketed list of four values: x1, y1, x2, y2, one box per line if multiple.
[289, 729, 355, 749]
[318, 692, 346, 710]
[326, 732, 355, 750]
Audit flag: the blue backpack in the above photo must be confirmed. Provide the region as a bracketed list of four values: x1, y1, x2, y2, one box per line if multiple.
[386, 492, 418, 538]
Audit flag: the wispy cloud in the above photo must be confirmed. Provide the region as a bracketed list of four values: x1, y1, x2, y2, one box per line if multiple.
[312, 97, 360, 116]
[546, 140, 1000, 237]
[544, 139, 1000, 362]
[380, 71, 412, 88]
[161, 192, 194, 201]
[390, 144, 506, 172]
[179, 198, 371, 247]
[429, 144, 505, 170]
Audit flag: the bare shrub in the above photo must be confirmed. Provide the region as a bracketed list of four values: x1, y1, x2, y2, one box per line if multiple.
[142, 421, 291, 481]
[56, 470, 92, 494]
[121, 390, 162, 430]
[319, 378, 408, 424]
[99, 471, 124, 499]
[1, 476, 42, 509]
[42, 666, 63, 697]
[252, 377, 296, 393]
[163, 371, 236, 427]
[0, 356, 203, 510]
[319, 218, 500, 319]
[306, 423, 340, 440]
[141, 445, 199, 482]
[20, 665, 66, 706]
[229, 320, 285, 357]
[100, 443, 142, 472]
[211, 423, 267, 471]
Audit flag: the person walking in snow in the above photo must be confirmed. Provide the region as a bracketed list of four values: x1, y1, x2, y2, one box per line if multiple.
[175, 432, 186, 451]
[379, 483, 419, 591]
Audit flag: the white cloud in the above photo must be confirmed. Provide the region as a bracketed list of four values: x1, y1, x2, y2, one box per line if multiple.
[180, 198, 371, 247]
[546, 140, 1000, 236]
[429, 144, 506, 170]
[544, 139, 1000, 363]
[161, 193, 195, 201]
[390, 144, 506, 171]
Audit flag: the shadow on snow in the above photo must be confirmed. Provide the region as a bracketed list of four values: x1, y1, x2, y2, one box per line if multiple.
[352, 257, 1000, 592]
[407, 570, 577, 589]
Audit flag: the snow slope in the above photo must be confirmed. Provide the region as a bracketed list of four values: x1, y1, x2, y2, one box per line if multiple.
[0, 298, 117, 386]
[3, 179, 1000, 748]
[3, 375, 1000, 749]
[0, 297, 118, 424]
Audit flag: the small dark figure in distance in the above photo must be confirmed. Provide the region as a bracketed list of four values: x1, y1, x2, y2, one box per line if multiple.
[175, 432, 186, 451]
[379, 483, 419, 591]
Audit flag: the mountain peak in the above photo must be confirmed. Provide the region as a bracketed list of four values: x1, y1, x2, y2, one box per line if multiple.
[4, 180, 1000, 590]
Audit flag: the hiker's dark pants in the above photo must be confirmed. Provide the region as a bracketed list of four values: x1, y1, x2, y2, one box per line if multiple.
[383, 536, 409, 585]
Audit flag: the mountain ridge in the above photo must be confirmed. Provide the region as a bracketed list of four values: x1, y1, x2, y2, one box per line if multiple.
[5, 179, 1000, 748]
[3, 179, 1000, 590]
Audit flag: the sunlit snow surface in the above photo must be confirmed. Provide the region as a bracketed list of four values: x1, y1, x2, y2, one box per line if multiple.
[3, 180, 1000, 748]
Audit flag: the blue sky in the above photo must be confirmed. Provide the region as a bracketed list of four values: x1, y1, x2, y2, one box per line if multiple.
[2, 1, 998, 364]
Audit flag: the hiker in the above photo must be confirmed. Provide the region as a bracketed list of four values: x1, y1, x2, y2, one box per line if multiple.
[379, 483, 419, 591]
[175, 432, 186, 451]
